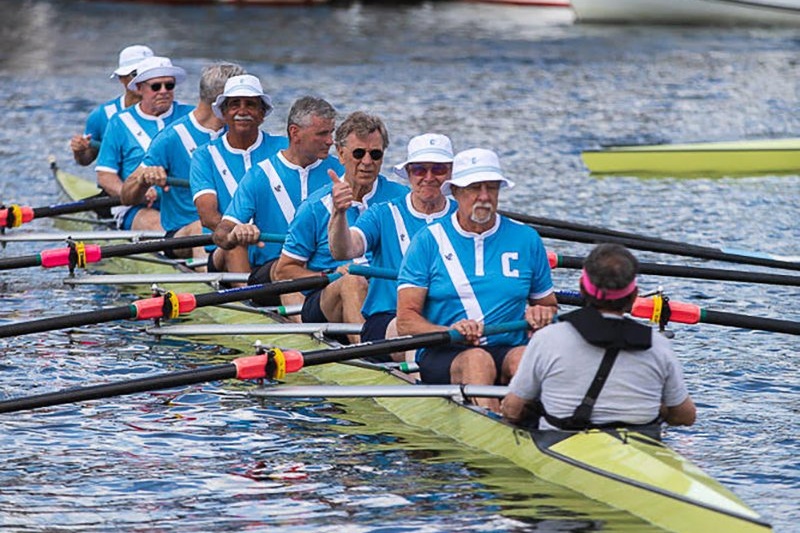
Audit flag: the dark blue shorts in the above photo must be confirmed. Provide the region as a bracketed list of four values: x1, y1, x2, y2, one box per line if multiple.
[163, 229, 179, 259]
[300, 287, 327, 323]
[418, 344, 517, 385]
[247, 259, 280, 307]
[360, 312, 396, 363]
[119, 205, 143, 230]
[361, 312, 395, 343]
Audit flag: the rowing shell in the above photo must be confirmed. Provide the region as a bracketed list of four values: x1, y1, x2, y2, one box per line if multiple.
[582, 137, 800, 177]
[52, 165, 771, 532]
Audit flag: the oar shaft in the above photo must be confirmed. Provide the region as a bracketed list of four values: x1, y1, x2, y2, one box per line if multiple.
[532, 223, 800, 272]
[701, 310, 800, 335]
[33, 196, 120, 218]
[0, 364, 237, 414]
[555, 254, 800, 286]
[0, 305, 135, 338]
[193, 274, 335, 308]
[101, 234, 213, 258]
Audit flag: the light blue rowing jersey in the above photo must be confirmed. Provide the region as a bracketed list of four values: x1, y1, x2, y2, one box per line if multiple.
[190, 131, 288, 220]
[398, 213, 554, 347]
[354, 193, 457, 318]
[223, 152, 344, 267]
[282, 174, 409, 273]
[84, 95, 126, 146]
[143, 112, 224, 233]
[95, 102, 194, 182]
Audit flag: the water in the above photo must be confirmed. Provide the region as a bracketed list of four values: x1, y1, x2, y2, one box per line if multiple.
[0, 0, 798, 531]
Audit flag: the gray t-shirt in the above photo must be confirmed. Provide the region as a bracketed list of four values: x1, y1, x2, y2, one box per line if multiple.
[508, 315, 689, 429]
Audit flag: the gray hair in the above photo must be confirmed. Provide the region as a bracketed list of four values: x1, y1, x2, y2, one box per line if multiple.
[582, 243, 639, 311]
[335, 111, 389, 149]
[287, 96, 337, 131]
[199, 62, 246, 104]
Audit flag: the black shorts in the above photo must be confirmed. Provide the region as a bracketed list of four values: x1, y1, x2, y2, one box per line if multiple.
[247, 259, 280, 307]
[360, 312, 396, 363]
[301, 288, 351, 345]
[418, 344, 517, 385]
[360, 312, 395, 343]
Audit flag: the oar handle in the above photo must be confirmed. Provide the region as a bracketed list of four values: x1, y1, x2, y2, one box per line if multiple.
[348, 264, 397, 279]
[165, 178, 189, 188]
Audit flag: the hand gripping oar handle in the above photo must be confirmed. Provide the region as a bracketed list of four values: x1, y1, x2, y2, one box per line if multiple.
[0, 273, 341, 339]
[0, 321, 529, 414]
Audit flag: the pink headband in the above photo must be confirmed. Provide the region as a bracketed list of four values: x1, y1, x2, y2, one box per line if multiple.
[580, 269, 637, 300]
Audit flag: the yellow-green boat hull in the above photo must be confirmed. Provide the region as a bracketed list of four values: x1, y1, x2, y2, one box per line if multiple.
[582, 138, 800, 177]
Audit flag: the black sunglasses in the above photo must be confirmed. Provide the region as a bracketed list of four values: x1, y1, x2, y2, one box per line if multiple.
[351, 148, 384, 161]
[146, 81, 176, 92]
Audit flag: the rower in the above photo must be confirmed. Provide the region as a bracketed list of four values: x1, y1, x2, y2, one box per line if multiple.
[213, 96, 342, 306]
[70, 44, 154, 167]
[95, 55, 194, 231]
[328, 132, 457, 361]
[190, 74, 287, 274]
[273, 111, 409, 342]
[502, 243, 697, 429]
[396, 148, 557, 412]
[120, 62, 246, 262]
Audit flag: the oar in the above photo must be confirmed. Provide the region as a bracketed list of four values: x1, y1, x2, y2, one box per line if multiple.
[0, 196, 121, 228]
[349, 266, 800, 336]
[353, 256, 800, 288]
[555, 290, 800, 336]
[501, 210, 800, 272]
[0, 272, 337, 339]
[0, 179, 189, 229]
[550, 252, 800, 287]
[0, 322, 527, 414]
[0, 233, 286, 272]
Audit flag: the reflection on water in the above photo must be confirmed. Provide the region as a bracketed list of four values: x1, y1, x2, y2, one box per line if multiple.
[0, 0, 798, 531]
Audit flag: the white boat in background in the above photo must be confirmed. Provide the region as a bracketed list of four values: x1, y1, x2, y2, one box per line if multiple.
[572, 0, 800, 25]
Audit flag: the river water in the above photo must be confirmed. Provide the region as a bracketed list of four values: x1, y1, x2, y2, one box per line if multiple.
[0, 1, 798, 531]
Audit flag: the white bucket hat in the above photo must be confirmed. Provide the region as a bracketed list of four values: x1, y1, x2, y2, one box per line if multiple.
[126, 56, 187, 91]
[110, 45, 154, 79]
[211, 74, 274, 119]
[393, 133, 454, 179]
[440, 148, 515, 196]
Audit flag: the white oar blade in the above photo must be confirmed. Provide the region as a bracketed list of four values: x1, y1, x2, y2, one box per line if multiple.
[250, 384, 508, 399]
[147, 323, 363, 336]
[64, 273, 250, 285]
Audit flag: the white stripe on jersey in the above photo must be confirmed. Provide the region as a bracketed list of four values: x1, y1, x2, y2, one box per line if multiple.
[208, 145, 238, 197]
[174, 123, 197, 156]
[389, 203, 411, 256]
[119, 113, 152, 151]
[428, 223, 484, 322]
[258, 159, 295, 225]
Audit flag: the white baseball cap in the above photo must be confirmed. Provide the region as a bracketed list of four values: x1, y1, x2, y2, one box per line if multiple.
[211, 74, 274, 119]
[393, 133, 454, 179]
[440, 148, 515, 196]
[126, 56, 187, 91]
[110, 45, 154, 79]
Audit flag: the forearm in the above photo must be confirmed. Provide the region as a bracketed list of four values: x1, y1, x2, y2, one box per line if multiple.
[273, 255, 321, 281]
[328, 211, 363, 260]
[120, 172, 149, 206]
[500, 393, 529, 424]
[97, 171, 124, 197]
